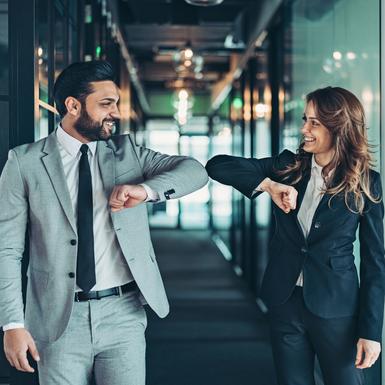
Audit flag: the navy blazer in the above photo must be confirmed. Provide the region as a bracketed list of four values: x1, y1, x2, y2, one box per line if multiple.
[206, 150, 385, 342]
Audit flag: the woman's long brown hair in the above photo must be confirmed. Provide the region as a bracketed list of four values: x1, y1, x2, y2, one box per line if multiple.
[278, 86, 380, 214]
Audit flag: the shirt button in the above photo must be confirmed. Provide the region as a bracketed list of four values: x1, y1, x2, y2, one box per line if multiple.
[68, 272, 75, 278]
[314, 222, 321, 229]
[301, 246, 308, 254]
[70, 239, 77, 245]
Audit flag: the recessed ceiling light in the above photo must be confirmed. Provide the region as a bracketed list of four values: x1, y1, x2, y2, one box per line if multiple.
[184, 0, 224, 6]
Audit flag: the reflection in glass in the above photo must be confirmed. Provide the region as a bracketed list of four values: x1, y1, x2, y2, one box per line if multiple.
[36, 107, 49, 141]
[283, 0, 380, 153]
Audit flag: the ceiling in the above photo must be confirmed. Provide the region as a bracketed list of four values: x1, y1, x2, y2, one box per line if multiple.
[118, 0, 261, 94]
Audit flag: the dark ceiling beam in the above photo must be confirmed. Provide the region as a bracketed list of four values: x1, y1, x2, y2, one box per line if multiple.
[210, 0, 284, 113]
[109, 0, 151, 114]
[124, 24, 232, 40]
[119, 0, 255, 24]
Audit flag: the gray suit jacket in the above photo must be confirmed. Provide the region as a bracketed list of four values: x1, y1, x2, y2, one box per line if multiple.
[0, 132, 208, 343]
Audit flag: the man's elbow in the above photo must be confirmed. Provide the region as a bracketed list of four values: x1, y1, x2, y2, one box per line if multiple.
[189, 158, 209, 188]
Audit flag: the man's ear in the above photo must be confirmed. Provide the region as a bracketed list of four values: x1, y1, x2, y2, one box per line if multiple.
[64, 97, 81, 117]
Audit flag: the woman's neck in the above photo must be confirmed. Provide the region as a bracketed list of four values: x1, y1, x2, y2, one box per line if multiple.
[314, 150, 334, 167]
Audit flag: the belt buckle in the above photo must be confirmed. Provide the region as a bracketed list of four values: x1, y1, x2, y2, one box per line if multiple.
[75, 292, 80, 302]
[118, 285, 123, 297]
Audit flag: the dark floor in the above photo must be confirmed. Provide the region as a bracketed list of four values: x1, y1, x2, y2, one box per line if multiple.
[146, 230, 277, 385]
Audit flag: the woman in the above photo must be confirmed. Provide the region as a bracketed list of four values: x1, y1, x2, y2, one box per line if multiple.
[206, 87, 385, 385]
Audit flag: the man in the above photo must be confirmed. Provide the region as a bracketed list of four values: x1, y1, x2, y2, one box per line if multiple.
[0, 60, 208, 384]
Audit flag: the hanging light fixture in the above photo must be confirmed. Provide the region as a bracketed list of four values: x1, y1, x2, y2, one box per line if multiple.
[184, 0, 224, 6]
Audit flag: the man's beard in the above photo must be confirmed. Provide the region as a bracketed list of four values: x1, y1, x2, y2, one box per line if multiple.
[74, 106, 116, 141]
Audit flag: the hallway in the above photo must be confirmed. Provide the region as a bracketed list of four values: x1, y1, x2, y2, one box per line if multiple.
[146, 230, 277, 385]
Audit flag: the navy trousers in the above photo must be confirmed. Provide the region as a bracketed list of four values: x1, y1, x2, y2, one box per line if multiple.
[268, 287, 364, 385]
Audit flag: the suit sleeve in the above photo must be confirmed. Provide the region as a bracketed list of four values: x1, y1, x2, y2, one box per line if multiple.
[205, 149, 294, 199]
[358, 172, 385, 342]
[129, 136, 208, 202]
[0, 150, 28, 327]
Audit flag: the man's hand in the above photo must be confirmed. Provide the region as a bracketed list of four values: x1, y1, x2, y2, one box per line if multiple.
[109, 184, 148, 212]
[259, 178, 297, 213]
[4, 328, 40, 373]
[355, 338, 381, 369]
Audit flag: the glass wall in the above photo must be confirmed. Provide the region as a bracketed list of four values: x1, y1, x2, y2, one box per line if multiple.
[146, 117, 210, 230]
[35, 0, 132, 140]
[282, 0, 381, 383]
[36, 0, 83, 140]
[0, 3, 10, 381]
[283, 0, 380, 154]
[0, 0, 9, 171]
[210, 114, 232, 248]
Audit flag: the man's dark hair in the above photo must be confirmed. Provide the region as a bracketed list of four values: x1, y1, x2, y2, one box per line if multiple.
[53, 60, 115, 118]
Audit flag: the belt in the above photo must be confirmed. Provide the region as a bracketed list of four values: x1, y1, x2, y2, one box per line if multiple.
[74, 281, 138, 302]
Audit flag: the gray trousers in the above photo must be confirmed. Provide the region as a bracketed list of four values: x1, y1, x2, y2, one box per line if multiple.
[36, 289, 147, 385]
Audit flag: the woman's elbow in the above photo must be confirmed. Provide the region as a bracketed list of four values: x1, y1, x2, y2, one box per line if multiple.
[205, 155, 229, 178]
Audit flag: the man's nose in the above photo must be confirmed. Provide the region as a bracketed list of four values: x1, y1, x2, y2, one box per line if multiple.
[111, 105, 121, 120]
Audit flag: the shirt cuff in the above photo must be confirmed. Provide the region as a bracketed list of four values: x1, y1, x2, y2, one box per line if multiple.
[252, 183, 264, 196]
[3, 323, 25, 331]
[140, 183, 160, 202]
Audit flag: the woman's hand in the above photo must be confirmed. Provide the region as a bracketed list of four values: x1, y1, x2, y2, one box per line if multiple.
[355, 338, 381, 369]
[259, 178, 298, 213]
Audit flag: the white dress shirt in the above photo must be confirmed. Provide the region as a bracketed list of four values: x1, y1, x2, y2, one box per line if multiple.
[56, 125, 134, 291]
[3, 126, 156, 331]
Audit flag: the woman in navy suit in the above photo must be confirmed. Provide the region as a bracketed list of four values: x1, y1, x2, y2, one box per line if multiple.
[206, 87, 385, 385]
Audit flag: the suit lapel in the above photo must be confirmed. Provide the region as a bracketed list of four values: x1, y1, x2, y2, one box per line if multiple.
[41, 133, 77, 233]
[97, 140, 115, 197]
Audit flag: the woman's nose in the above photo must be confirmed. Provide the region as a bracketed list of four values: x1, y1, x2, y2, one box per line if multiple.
[301, 122, 310, 134]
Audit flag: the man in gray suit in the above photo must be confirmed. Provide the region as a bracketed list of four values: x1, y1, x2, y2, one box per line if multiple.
[0, 60, 208, 384]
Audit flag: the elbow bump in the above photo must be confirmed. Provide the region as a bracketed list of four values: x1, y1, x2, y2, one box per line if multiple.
[205, 155, 227, 174]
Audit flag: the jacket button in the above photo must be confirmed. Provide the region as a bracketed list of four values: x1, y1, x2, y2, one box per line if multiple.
[301, 246, 308, 253]
[314, 222, 321, 229]
[70, 239, 77, 245]
[68, 272, 75, 278]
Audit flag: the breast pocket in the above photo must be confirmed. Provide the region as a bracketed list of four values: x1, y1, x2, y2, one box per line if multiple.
[115, 168, 143, 185]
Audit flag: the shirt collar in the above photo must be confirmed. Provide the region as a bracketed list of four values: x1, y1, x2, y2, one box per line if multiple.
[311, 155, 334, 179]
[56, 124, 97, 157]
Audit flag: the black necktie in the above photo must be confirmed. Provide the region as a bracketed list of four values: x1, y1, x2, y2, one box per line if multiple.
[76, 144, 96, 292]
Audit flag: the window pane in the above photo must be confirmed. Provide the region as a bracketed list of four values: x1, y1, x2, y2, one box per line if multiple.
[36, 0, 49, 103]
[0, 101, 9, 169]
[54, 5, 66, 79]
[0, 0, 9, 95]
[36, 107, 50, 141]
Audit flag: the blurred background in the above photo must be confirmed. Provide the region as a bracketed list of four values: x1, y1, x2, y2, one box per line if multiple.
[0, 0, 384, 384]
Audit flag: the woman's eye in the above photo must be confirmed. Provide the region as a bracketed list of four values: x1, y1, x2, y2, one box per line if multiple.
[311, 121, 320, 127]
[302, 115, 307, 122]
